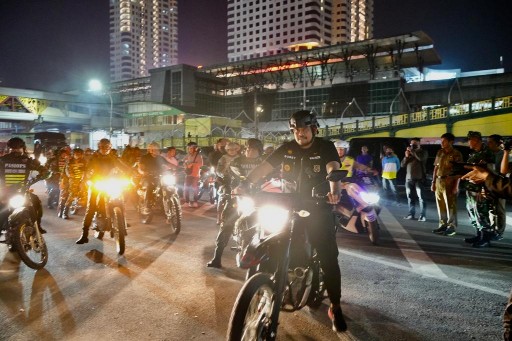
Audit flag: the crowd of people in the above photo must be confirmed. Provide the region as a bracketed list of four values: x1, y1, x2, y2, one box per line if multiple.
[1, 112, 511, 337]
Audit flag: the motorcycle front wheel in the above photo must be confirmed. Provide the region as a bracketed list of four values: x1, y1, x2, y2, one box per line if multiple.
[138, 193, 153, 224]
[227, 273, 277, 341]
[367, 220, 380, 245]
[12, 222, 48, 269]
[69, 198, 79, 215]
[165, 196, 181, 235]
[208, 186, 215, 204]
[306, 262, 326, 309]
[112, 207, 126, 255]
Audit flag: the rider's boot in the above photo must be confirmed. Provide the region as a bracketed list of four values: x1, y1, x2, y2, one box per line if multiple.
[464, 229, 482, 244]
[206, 248, 223, 268]
[62, 206, 69, 219]
[57, 202, 65, 218]
[76, 227, 89, 244]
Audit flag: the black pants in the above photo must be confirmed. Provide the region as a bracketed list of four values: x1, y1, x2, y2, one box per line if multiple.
[212, 197, 238, 260]
[82, 189, 104, 230]
[303, 204, 341, 305]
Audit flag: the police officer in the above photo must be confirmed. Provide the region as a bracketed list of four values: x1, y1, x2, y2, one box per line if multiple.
[463, 131, 497, 247]
[239, 110, 348, 333]
[76, 138, 131, 244]
[0, 137, 48, 234]
[206, 138, 264, 268]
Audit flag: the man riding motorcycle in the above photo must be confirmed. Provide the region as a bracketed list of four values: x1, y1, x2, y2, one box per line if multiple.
[0, 137, 49, 234]
[206, 138, 264, 268]
[236, 110, 348, 334]
[137, 142, 173, 214]
[62, 148, 87, 219]
[75, 138, 131, 244]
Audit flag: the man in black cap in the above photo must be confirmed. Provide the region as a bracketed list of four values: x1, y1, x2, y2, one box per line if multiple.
[233, 110, 348, 334]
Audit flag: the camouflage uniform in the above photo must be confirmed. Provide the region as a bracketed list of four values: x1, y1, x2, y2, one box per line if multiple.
[56, 152, 71, 217]
[463, 145, 496, 244]
[64, 156, 87, 214]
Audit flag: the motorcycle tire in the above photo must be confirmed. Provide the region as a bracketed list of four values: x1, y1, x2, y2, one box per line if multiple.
[141, 212, 153, 224]
[94, 230, 105, 240]
[69, 199, 79, 215]
[12, 222, 48, 270]
[194, 186, 205, 202]
[112, 207, 126, 255]
[208, 187, 215, 204]
[138, 194, 153, 224]
[367, 220, 380, 245]
[166, 196, 182, 235]
[227, 273, 276, 341]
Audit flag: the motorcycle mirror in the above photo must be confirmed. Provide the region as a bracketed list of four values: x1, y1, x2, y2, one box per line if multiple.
[326, 169, 348, 182]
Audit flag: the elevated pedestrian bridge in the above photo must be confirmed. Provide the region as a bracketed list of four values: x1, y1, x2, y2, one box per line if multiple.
[317, 95, 512, 139]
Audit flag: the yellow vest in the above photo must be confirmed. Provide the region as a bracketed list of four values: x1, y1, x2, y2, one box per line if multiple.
[340, 156, 355, 177]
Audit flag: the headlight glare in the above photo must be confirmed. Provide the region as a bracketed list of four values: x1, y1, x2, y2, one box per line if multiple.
[162, 174, 176, 186]
[258, 205, 289, 234]
[9, 194, 25, 209]
[360, 191, 380, 205]
[237, 197, 255, 216]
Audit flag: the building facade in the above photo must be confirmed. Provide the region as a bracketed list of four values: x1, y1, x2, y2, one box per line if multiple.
[227, 0, 374, 62]
[109, 0, 178, 83]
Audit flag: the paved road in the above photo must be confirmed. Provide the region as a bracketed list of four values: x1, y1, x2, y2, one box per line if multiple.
[0, 185, 511, 340]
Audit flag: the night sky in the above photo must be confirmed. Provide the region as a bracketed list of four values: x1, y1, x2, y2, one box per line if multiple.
[0, 0, 510, 92]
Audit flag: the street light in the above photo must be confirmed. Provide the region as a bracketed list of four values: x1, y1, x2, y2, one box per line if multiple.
[88, 79, 113, 139]
[254, 88, 264, 139]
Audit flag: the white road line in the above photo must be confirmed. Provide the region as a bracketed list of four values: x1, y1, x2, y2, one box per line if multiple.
[338, 206, 509, 297]
[339, 248, 509, 297]
[378, 206, 449, 279]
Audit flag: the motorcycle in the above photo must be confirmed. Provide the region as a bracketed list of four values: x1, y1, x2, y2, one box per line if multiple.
[334, 171, 381, 245]
[226, 170, 348, 341]
[89, 176, 131, 255]
[231, 176, 283, 277]
[137, 170, 182, 234]
[68, 186, 87, 215]
[0, 178, 48, 269]
[195, 166, 216, 204]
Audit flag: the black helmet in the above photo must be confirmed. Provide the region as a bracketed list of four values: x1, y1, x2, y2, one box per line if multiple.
[7, 137, 26, 149]
[289, 110, 318, 133]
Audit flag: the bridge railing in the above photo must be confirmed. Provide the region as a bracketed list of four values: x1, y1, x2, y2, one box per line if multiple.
[317, 95, 512, 138]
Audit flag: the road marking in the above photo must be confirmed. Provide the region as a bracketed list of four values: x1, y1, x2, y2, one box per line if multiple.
[338, 206, 509, 298]
[339, 248, 509, 297]
[378, 206, 449, 279]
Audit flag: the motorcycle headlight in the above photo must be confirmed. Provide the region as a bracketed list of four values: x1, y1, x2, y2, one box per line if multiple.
[360, 191, 380, 205]
[9, 194, 25, 209]
[94, 178, 130, 198]
[38, 155, 47, 165]
[161, 174, 176, 186]
[237, 197, 255, 216]
[257, 205, 289, 234]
